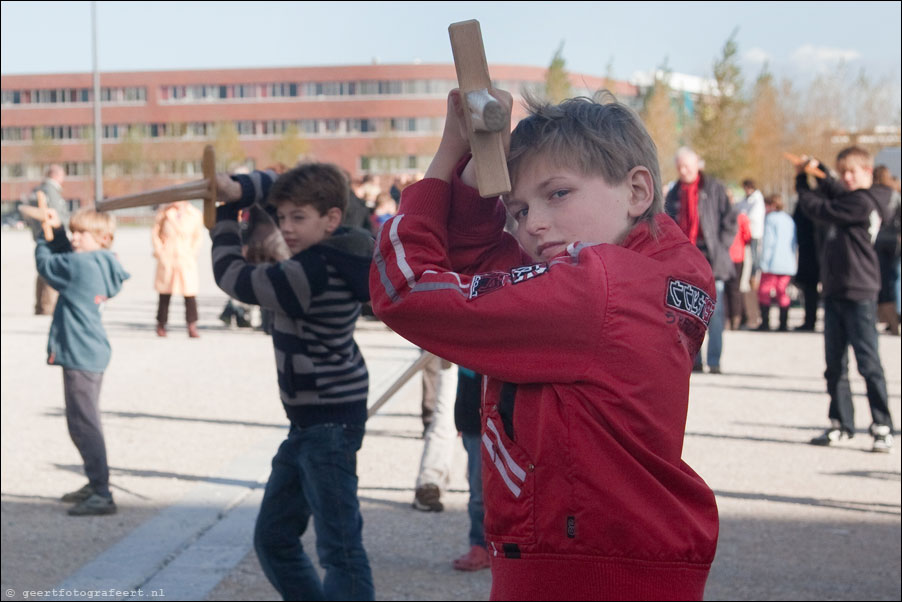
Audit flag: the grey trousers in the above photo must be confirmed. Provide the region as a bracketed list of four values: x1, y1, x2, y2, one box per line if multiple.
[63, 368, 110, 497]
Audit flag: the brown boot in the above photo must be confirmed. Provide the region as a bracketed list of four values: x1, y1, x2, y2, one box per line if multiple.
[187, 322, 200, 338]
[155, 323, 167, 337]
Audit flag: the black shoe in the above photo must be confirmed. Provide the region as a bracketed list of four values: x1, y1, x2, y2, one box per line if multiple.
[708, 366, 722, 375]
[794, 324, 815, 332]
[68, 493, 117, 516]
[810, 428, 853, 446]
[61, 483, 95, 504]
[692, 364, 704, 373]
[412, 484, 443, 512]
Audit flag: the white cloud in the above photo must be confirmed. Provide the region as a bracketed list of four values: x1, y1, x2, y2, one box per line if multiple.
[744, 47, 771, 66]
[790, 44, 862, 71]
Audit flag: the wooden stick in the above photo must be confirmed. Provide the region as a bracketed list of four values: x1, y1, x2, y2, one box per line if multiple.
[449, 20, 511, 198]
[783, 152, 827, 179]
[367, 351, 435, 418]
[94, 180, 211, 211]
[35, 190, 54, 242]
[202, 145, 217, 229]
[95, 146, 219, 229]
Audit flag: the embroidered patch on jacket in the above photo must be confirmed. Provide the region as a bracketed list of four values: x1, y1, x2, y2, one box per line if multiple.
[510, 262, 548, 284]
[469, 271, 511, 300]
[665, 278, 715, 325]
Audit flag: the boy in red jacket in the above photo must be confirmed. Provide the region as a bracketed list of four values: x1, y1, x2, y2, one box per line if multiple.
[370, 89, 719, 601]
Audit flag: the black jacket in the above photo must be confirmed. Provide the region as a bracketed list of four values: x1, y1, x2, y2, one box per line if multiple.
[664, 173, 737, 281]
[797, 170, 888, 301]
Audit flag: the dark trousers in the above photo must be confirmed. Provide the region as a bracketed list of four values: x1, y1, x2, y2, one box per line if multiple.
[724, 261, 744, 326]
[823, 298, 894, 433]
[63, 368, 110, 497]
[798, 281, 820, 328]
[157, 294, 198, 325]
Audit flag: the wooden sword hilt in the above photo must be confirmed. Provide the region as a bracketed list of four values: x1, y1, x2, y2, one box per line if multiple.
[95, 145, 219, 229]
[449, 19, 511, 198]
[783, 152, 827, 179]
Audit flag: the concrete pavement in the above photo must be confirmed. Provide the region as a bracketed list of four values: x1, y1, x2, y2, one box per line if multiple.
[1, 225, 899, 601]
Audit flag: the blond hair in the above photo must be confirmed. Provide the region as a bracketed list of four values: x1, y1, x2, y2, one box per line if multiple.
[69, 208, 116, 248]
[508, 91, 664, 232]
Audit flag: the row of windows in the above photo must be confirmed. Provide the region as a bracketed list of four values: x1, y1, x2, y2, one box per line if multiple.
[157, 79, 463, 103]
[2, 159, 206, 180]
[2, 153, 429, 180]
[2, 117, 444, 143]
[0, 87, 147, 106]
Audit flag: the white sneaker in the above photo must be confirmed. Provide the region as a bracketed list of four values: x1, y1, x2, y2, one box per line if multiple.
[870, 424, 894, 453]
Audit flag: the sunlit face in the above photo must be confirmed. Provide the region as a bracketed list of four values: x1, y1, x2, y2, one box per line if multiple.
[837, 157, 873, 192]
[505, 157, 637, 262]
[276, 202, 340, 255]
[70, 229, 106, 253]
[676, 152, 700, 184]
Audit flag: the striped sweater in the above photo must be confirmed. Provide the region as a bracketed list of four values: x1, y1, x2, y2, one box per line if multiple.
[211, 171, 373, 428]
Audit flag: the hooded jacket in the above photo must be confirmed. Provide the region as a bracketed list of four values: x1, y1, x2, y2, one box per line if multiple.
[212, 172, 374, 428]
[371, 169, 719, 601]
[35, 230, 130, 372]
[797, 170, 889, 301]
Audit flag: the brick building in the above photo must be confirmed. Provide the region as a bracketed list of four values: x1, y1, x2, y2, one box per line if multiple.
[1, 63, 632, 208]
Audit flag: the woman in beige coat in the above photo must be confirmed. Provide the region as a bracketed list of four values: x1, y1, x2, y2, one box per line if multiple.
[152, 201, 204, 338]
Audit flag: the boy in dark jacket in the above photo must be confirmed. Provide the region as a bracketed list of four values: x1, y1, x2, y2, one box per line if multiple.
[36, 208, 130, 516]
[370, 90, 719, 600]
[797, 146, 894, 453]
[212, 164, 375, 600]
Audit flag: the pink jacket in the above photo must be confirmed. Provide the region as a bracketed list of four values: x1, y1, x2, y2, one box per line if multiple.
[152, 202, 203, 296]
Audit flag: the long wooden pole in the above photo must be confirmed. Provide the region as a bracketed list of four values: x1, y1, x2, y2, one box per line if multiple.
[367, 351, 435, 418]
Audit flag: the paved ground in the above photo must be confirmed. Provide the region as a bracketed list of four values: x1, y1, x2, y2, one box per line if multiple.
[1, 225, 900, 601]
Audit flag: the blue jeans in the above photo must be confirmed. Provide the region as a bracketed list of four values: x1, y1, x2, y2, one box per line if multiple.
[696, 279, 725, 369]
[254, 423, 374, 601]
[461, 431, 485, 547]
[823, 298, 893, 434]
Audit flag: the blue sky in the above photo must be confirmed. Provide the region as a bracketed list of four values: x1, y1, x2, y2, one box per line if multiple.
[1, 1, 900, 88]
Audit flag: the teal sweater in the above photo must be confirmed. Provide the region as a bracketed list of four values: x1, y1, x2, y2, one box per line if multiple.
[35, 231, 130, 373]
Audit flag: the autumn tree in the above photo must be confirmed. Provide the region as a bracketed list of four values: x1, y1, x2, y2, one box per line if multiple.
[641, 68, 681, 185]
[689, 31, 746, 183]
[269, 124, 310, 169]
[28, 127, 62, 169]
[744, 68, 791, 195]
[544, 42, 572, 103]
[212, 121, 245, 171]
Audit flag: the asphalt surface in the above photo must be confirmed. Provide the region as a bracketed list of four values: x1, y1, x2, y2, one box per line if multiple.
[1, 225, 900, 601]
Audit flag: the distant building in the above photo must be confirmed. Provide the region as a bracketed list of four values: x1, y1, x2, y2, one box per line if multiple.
[1, 64, 633, 208]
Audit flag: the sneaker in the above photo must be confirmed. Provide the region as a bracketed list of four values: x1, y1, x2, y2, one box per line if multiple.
[810, 427, 853, 446]
[452, 545, 491, 571]
[68, 493, 117, 516]
[61, 483, 95, 504]
[870, 424, 894, 453]
[412, 484, 443, 512]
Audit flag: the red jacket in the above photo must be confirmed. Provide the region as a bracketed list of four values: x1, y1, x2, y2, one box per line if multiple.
[729, 212, 752, 264]
[370, 172, 719, 601]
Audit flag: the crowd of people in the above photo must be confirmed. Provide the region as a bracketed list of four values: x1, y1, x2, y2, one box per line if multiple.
[16, 82, 900, 600]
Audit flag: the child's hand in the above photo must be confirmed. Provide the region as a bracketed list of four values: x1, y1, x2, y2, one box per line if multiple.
[215, 173, 243, 204]
[44, 208, 62, 229]
[426, 87, 513, 187]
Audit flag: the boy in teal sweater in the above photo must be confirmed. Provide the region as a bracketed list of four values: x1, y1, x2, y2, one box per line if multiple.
[36, 208, 130, 516]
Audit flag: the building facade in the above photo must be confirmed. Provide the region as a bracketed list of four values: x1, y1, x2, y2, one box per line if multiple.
[1, 63, 631, 208]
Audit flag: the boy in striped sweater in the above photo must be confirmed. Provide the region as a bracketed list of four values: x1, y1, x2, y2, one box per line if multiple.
[212, 164, 375, 601]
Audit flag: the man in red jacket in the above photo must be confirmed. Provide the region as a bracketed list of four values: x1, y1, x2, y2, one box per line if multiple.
[370, 89, 719, 601]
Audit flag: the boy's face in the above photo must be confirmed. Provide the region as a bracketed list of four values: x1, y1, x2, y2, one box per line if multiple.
[836, 157, 873, 191]
[506, 157, 647, 261]
[276, 202, 341, 255]
[70, 229, 107, 253]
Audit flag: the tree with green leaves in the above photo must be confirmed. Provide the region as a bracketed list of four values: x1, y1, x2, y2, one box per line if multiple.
[544, 42, 572, 103]
[689, 30, 746, 183]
